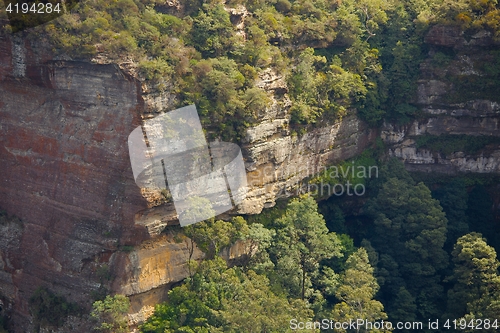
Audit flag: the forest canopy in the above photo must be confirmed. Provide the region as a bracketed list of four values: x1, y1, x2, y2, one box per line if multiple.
[4, 0, 497, 139]
[140, 161, 500, 332]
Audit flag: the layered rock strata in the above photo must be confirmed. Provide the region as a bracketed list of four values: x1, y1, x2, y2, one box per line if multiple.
[0, 31, 151, 331]
[383, 25, 500, 174]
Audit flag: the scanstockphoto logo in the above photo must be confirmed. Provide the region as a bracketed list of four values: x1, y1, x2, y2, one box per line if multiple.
[128, 105, 247, 227]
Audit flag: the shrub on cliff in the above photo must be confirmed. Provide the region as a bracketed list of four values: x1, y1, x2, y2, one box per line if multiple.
[29, 287, 80, 328]
[91, 294, 130, 333]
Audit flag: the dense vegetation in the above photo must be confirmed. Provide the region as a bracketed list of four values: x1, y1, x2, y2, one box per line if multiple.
[321, 160, 500, 331]
[141, 196, 389, 332]
[139, 159, 500, 332]
[6, 0, 494, 139]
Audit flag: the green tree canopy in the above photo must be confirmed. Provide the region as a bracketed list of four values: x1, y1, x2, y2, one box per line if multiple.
[366, 170, 448, 321]
[447, 233, 500, 325]
[140, 258, 313, 333]
[91, 294, 130, 333]
[269, 195, 343, 300]
[331, 248, 390, 333]
[183, 216, 249, 259]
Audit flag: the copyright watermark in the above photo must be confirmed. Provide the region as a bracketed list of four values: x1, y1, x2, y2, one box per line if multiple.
[290, 318, 500, 330]
[247, 163, 379, 198]
[290, 318, 423, 331]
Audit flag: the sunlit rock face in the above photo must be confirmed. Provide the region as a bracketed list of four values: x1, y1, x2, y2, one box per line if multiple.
[119, 235, 252, 327]
[134, 67, 378, 232]
[383, 110, 500, 175]
[241, 113, 377, 214]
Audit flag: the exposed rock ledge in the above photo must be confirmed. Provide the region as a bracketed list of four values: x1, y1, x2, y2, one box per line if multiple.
[382, 113, 500, 175]
[388, 139, 500, 174]
[383, 26, 500, 175]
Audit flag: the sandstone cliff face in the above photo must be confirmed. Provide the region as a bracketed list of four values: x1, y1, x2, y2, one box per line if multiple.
[239, 70, 377, 213]
[133, 68, 377, 235]
[383, 25, 500, 174]
[0, 32, 150, 332]
[0, 31, 376, 331]
[118, 233, 206, 326]
[118, 235, 252, 326]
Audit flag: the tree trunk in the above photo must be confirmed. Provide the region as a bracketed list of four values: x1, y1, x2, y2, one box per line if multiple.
[301, 266, 306, 300]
